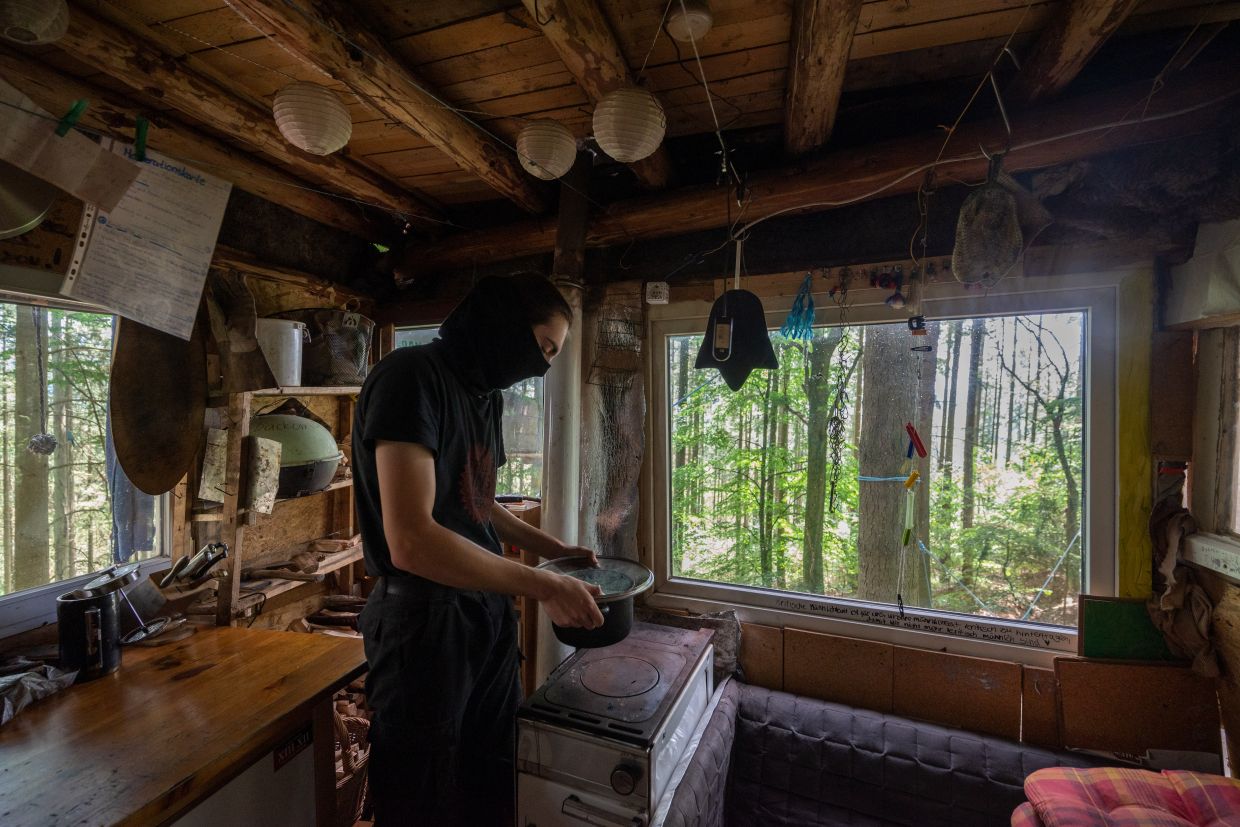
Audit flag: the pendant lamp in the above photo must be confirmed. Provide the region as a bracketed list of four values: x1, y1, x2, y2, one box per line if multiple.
[592, 87, 666, 164]
[273, 82, 352, 156]
[517, 119, 577, 180]
[667, 0, 713, 43]
[0, 0, 68, 45]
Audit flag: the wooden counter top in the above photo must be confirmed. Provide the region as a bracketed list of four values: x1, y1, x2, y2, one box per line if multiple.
[0, 627, 365, 826]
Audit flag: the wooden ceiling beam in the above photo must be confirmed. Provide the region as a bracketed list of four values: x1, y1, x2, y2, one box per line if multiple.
[519, 0, 672, 189]
[398, 56, 1240, 277]
[53, 5, 442, 228]
[228, 0, 547, 214]
[1008, 0, 1142, 105]
[0, 50, 377, 239]
[784, 0, 863, 156]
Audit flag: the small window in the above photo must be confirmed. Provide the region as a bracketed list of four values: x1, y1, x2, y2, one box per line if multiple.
[393, 325, 546, 498]
[663, 309, 1094, 631]
[0, 302, 163, 598]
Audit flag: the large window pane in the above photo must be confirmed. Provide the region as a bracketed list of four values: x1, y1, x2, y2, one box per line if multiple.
[0, 303, 161, 596]
[668, 312, 1086, 627]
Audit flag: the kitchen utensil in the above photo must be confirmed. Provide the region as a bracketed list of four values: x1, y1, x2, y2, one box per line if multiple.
[536, 556, 654, 648]
[109, 313, 208, 495]
[183, 543, 228, 581]
[159, 556, 190, 587]
[249, 414, 342, 497]
[56, 586, 122, 683]
[255, 318, 307, 387]
[0, 159, 60, 239]
[78, 563, 170, 645]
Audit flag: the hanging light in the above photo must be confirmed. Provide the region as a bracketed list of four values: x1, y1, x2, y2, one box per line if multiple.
[592, 87, 666, 164]
[666, 0, 713, 43]
[272, 81, 352, 156]
[516, 119, 577, 180]
[0, 0, 68, 45]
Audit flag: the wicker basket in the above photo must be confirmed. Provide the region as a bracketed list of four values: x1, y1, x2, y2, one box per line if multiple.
[273, 308, 374, 386]
[334, 710, 371, 827]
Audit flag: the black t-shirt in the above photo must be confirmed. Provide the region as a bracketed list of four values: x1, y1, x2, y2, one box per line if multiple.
[353, 342, 507, 578]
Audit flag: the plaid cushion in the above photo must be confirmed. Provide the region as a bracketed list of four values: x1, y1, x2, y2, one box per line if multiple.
[1011, 802, 1042, 827]
[1022, 768, 1240, 827]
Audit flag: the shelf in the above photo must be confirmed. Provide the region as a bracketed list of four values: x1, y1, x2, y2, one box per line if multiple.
[190, 478, 352, 522]
[237, 544, 364, 610]
[252, 385, 361, 397]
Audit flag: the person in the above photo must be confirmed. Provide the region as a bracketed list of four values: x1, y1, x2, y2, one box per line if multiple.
[353, 273, 605, 826]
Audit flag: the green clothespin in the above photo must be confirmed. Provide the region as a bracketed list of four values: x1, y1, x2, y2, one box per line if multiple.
[134, 116, 149, 162]
[55, 99, 88, 137]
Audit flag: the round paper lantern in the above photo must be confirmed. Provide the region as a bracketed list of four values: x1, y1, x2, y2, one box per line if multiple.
[592, 87, 666, 164]
[666, 0, 713, 43]
[273, 82, 352, 156]
[517, 119, 577, 180]
[0, 0, 68, 45]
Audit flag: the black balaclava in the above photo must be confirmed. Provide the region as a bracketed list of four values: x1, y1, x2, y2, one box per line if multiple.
[437, 275, 554, 392]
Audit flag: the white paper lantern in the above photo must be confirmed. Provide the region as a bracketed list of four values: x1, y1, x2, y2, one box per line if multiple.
[0, 0, 68, 45]
[517, 119, 577, 180]
[592, 87, 666, 164]
[667, 0, 713, 43]
[273, 82, 352, 156]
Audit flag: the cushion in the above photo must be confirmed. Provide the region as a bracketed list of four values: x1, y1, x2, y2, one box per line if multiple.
[660, 679, 741, 827]
[1022, 768, 1240, 827]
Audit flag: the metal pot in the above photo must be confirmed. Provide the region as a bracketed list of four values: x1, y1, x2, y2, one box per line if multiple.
[536, 556, 654, 648]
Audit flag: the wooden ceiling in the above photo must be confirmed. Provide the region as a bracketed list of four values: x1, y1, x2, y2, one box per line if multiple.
[2, 1, 1237, 258]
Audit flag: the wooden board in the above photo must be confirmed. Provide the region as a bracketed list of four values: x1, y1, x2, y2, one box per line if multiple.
[109, 315, 208, 495]
[1056, 658, 1221, 755]
[739, 622, 783, 690]
[1149, 329, 1196, 459]
[1021, 666, 1061, 748]
[892, 646, 1022, 739]
[783, 628, 893, 712]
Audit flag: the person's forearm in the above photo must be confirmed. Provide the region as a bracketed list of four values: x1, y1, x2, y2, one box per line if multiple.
[390, 519, 558, 600]
[490, 501, 567, 559]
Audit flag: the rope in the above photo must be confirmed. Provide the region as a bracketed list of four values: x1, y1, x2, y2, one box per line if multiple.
[916, 539, 991, 613]
[1020, 531, 1080, 621]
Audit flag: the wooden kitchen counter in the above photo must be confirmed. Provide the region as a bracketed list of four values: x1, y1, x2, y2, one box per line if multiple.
[0, 626, 365, 826]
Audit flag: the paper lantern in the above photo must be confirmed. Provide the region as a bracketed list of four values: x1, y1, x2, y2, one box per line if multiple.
[592, 88, 666, 164]
[273, 82, 352, 156]
[517, 119, 577, 180]
[667, 0, 713, 43]
[0, 0, 68, 45]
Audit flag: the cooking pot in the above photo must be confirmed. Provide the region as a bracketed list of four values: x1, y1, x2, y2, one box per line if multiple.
[249, 413, 342, 497]
[537, 556, 653, 648]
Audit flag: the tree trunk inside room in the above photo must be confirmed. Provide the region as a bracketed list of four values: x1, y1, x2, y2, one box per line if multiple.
[14, 308, 50, 592]
[802, 328, 844, 594]
[961, 318, 986, 586]
[857, 325, 918, 603]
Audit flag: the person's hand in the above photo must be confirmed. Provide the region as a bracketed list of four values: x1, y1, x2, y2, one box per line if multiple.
[549, 544, 599, 566]
[541, 573, 604, 629]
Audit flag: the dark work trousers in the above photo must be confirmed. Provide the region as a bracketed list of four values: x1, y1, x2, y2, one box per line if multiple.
[360, 576, 521, 827]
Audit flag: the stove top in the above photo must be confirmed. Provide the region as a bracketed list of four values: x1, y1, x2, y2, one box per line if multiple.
[520, 622, 714, 746]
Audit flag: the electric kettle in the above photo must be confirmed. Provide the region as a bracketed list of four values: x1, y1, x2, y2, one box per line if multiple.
[56, 563, 149, 682]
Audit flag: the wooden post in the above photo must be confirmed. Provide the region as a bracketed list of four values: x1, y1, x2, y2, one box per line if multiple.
[784, 0, 863, 155]
[215, 392, 251, 626]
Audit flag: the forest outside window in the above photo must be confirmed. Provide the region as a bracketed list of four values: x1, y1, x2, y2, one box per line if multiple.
[0, 301, 163, 598]
[394, 324, 546, 497]
[657, 290, 1116, 638]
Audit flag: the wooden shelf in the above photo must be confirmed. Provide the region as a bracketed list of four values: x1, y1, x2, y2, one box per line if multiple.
[252, 385, 361, 397]
[237, 545, 364, 610]
[190, 479, 352, 522]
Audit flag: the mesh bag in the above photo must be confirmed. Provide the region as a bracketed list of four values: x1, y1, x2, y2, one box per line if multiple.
[952, 156, 1023, 286]
[273, 308, 374, 386]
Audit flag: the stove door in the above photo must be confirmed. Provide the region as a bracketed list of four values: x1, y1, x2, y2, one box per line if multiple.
[518, 774, 646, 827]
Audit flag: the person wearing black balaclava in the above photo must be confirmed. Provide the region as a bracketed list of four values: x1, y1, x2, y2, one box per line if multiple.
[353, 274, 604, 826]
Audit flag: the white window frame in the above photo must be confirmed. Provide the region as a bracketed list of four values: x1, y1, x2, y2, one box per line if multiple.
[643, 272, 1121, 666]
[0, 294, 172, 639]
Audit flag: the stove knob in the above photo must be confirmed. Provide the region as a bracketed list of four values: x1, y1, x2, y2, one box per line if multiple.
[610, 763, 642, 796]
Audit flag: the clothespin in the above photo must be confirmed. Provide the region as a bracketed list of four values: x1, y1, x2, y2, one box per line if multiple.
[55, 99, 88, 137]
[134, 116, 149, 162]
[905, 423, 927, 458]
[903, 470, 920, 490]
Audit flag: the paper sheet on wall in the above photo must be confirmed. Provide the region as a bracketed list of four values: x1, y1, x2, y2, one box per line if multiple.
[0, 78, 138, 211]
[62, 140, 232, 340]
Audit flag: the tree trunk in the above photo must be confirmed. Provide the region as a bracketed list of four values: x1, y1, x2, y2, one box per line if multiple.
[961, 318, 986, 585]
[1005, 318, 1018, 465]
[52, 314, 74, 581]
[2, 314, 11, 593]
[909, 322, 939, 607]
[757, 370, 775, 586]
[943, 322, 964, 481]
[802, 329, 844, 593]
[857, 325, 918, 602]
[774, 362, 790, 589]
[14, 308, 50, 591]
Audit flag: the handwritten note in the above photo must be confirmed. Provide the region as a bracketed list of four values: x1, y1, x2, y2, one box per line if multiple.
[62, 141, 231, 340]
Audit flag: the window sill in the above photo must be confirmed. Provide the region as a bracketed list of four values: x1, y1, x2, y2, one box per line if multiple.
[645, 577, 1077, 669]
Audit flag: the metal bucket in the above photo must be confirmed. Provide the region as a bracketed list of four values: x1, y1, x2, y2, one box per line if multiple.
[256, 318, 307, 387]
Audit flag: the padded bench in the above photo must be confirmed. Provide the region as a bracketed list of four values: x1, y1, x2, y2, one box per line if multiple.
[661, 679, 1106, 827]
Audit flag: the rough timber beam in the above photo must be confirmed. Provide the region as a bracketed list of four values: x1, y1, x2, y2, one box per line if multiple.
[0, 50, 376, 239]
[228, 0, 548, 214]
[398, 56, 1240, 276]
[1008, 0, 1142, 104]
[784, 0, 863, 156]
[53, 5, 441, 227]
[520, 0, 672, 189]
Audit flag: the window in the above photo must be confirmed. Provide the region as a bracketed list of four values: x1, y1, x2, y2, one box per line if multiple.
[0, 301, 163, 598]
[649, 280, 1118, 651]
[394, 325, 546, 497]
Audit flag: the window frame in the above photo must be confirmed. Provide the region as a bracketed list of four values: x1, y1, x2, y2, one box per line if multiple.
[643, 272, 1121, 664]
[0, 294, 172, 638]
